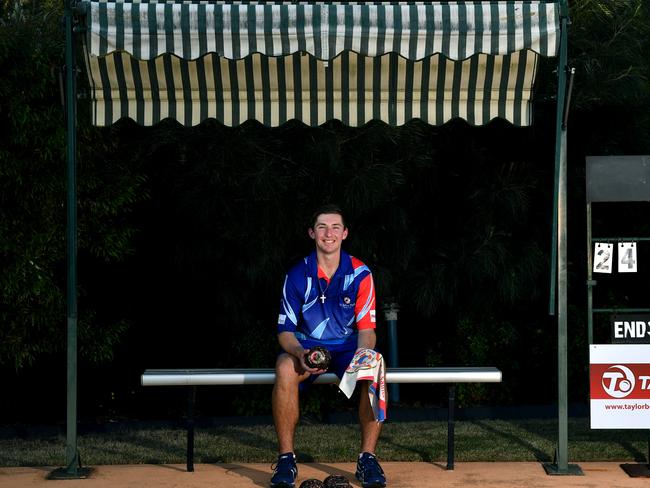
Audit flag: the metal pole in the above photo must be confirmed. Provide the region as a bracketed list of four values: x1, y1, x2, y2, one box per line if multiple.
[48, 0, 90, 479]
[549, 47, 565, 314]
[65, 0, 79, 474]
[446, 385, 455, 470]
[543, 3, 582, 475]
[64, 0, 79, 474]
[586, 203, 594, 345]
[187, 387, 196, 472]
[383, 302, 400, 403]
[557, 65, 575, 472]
[545, 97, 582, 476]
[550, 13, 569, 472]
[556, 127, 569, 470]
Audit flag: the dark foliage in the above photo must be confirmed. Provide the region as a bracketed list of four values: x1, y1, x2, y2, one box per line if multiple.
[1, 0, 650, 422]
[0, 0, 147, 372]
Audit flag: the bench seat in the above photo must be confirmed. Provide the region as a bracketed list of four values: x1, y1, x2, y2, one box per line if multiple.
[141, 366, 502, 472]
[142, 367, 502, 386]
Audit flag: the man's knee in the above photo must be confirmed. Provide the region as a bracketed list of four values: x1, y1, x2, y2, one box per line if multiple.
[358, 381, 372, 406]
[275, 353, 307, 383]
[358, 380, 370, 394]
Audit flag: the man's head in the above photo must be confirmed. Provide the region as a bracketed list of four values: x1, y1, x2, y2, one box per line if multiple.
[309, 204, 346, 230]
[308, 204, 348, 256]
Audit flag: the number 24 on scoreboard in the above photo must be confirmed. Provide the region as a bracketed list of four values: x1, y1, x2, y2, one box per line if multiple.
[593, 242, 638, 274]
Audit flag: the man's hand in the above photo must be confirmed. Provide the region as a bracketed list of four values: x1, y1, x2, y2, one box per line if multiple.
[278, 332, 327, 374]
[299, 349, 328, 374]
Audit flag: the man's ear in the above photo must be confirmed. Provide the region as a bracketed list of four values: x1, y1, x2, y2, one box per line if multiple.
[341, 228, 348, 240]
[308, 228, 315, 239]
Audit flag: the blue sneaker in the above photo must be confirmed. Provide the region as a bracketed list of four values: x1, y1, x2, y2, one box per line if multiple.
[356, 452, 386, 488]
[270, 452, 297, 487]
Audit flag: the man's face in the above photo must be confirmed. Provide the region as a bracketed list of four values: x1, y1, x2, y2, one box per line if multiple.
[308, 213, 348, 256]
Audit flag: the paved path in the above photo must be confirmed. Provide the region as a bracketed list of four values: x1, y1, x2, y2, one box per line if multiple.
[1, 462, 649, 488]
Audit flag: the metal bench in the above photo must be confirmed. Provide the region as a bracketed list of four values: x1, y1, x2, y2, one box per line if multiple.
[141, 367, 502, 472]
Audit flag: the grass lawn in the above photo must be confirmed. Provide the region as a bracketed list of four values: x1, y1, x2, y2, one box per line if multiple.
[1, 417, 648, 467]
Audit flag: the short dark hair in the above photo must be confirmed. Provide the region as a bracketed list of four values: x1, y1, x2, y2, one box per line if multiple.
[309, 204, 346, 229]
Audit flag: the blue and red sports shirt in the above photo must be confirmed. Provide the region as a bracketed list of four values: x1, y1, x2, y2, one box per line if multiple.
[277, 250, 376, 345]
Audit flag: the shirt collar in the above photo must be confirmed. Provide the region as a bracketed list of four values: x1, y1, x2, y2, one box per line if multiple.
[308, 250, 352, 281]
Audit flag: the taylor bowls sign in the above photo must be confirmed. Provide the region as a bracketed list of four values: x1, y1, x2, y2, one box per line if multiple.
[590, 344, 650, 429]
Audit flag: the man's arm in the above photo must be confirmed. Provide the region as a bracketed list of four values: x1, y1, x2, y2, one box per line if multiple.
[353, 269, 377, 351]
[278, 331, 306, 358]
[357, 328, 377, 350]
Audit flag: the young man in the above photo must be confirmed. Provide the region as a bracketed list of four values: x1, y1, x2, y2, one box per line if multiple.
[271, 204, 386, 488]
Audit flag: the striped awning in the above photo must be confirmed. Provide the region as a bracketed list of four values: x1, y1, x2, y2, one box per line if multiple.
[80, 1, 561, 127]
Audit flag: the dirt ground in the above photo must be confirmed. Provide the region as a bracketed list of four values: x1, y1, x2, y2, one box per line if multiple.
[2, 462, 649, 488]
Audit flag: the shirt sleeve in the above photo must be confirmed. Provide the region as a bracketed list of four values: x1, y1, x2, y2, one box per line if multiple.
[277, 274, 301, 333]
[355, 273, 376, 330]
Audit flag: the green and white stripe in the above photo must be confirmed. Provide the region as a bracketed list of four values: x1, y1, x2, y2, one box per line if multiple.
[86, 1, 559, 61]
[81, 0, 560, 127]
[86, 50, 539, 127]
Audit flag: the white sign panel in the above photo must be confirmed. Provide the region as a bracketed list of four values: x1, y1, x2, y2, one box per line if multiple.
[617, 242, 638, 273]
[593, 243, 613, 274]
[590, 344, 650, 429]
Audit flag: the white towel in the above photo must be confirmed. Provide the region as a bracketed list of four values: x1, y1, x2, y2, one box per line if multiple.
[339, 348, 387, 422]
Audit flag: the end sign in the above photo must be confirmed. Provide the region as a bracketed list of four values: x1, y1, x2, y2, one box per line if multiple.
[611, 314, 650, 343]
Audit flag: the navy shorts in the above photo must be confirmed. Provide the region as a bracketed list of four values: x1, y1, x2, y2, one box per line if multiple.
[295, 338, 357, 390]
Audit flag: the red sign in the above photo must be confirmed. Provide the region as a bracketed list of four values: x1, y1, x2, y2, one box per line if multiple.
[590, 363, 650, 400]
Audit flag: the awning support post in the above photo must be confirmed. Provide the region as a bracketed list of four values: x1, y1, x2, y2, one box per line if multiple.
[48, 0, 91, 480]
[544, 0, 583, 476]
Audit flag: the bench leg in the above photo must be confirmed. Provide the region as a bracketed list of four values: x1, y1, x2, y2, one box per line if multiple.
[187, 386, 196, 472]
[446, 385, 455, 470]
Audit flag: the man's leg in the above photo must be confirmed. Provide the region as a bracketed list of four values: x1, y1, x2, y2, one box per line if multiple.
[358, 380, 382, 452]
[356, 381, 387, 487]
[272, 353, 309, 454]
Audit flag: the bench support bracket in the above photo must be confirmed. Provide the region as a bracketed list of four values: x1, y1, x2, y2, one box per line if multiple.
[187, 386, 196, 472]
[446, 385, 455, 470]
[181, 384, 461, 472]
